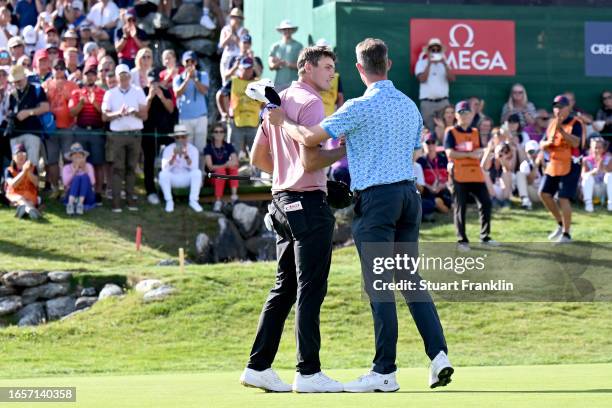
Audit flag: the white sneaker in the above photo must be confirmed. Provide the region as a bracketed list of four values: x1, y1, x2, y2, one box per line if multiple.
[165, 200, 174, 213]
[200, 8, 216, 30]
[231, 194, 239, 203]
[292, 371, 343, 393]
[547, 225, 563, 241]
[213, 200, 223, 212]
[239, 368, 291, 392]
[457, 242, 470, 252]
[344, 370, 399, 393]
[189, 200, 203, 213]
[556, 233, 572, 244]
[521, 197, 532, 210]
[480, 238, 501, 247]
[66, 202, 75, 215]
[584, 201, 594, 212]
[429, 351, 454, 389]
[147, 193, 160, 205]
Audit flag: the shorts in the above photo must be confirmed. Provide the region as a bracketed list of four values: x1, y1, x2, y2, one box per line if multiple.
[228, 120, 257, 152]
[44, 129, 74, 165]
[539, 162, 581, 199]
[74, 127, 107, 165]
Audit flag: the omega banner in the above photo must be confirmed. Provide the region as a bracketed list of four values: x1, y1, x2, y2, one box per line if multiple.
[584, 21, 612, 77]
[410, 19, 516, 76]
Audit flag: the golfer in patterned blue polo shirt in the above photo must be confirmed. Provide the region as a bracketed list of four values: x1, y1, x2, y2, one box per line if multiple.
[268, 38, 453, 392]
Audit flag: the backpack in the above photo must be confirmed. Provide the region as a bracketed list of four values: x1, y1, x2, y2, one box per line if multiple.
[33, 85, 56, 139]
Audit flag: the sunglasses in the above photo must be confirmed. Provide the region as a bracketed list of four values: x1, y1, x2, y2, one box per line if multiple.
[429, 46, 442, 52]
[538, 116, 550, 120]
[527, 149, 537, 154]
[512, 90, 524, 94]
[603, 95, 612, 100]
[0, 52, 8, 58]
[425, 140, 436, 145]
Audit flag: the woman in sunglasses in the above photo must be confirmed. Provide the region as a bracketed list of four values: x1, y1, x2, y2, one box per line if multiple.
[500, 83, 536, 127]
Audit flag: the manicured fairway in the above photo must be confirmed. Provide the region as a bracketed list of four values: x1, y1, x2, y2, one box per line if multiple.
[1, 364, 611, 408]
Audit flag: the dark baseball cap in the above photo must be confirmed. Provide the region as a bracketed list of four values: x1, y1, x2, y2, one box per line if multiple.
[13, 143, 26, 154]
[553, 94, 570, 107]
[240, 33, 252, 43]
[455, 100, 471, 113]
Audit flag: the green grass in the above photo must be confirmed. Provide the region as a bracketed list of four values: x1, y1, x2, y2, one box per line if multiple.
[1, 199, 611, 380]
[0, 365, 611, 408]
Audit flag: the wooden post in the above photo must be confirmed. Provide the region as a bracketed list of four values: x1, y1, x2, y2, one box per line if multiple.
[179, 248, 185, 273]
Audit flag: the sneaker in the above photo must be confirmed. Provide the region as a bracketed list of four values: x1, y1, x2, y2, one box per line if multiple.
[585, 201, 594, 213]
[66, 202, 75, 216]
[147, 193, 160, 205]
[165, 200, 174, 213]
[200, 8, 216, 30]
[120, 190, 126, 200]
[230, 194, 239, 203]
[213, 200, 223, 212]
[76, 202, 84, 215]
[521, 197, 532, 210]
[105, 189, 113, 200]
[556, 233, 572, 244]
[189, 200, 203, 213]
[429, 351, 454, 389]
[292, 371, 343, 393]
[457, 241, 470, 252]
[27, 207, 41, 220]
[127, 206, 138, 212]
[480, 238, 501, 247]
[15, 205, 27, 219]
[111, 207, 123, 213]
[344, 370, 400, 393]
[239, 368, 291, 393]
[548, 225, 563, 241]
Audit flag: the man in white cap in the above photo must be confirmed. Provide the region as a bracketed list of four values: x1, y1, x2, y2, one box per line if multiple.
[269, 19, 303, 92]
[158, 124, 203, 213]
[7, 36, 25, 63]
[517, 139, 544, 210]
[102, 63, 148, 212]
[414, 37, 455, 133]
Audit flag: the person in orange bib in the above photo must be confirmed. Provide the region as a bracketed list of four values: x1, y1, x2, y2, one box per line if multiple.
[444, 101, 498, 251]
[538, 95, 582, 243]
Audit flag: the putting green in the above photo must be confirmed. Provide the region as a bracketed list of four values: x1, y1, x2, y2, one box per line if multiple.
[1, 364, 610, 408]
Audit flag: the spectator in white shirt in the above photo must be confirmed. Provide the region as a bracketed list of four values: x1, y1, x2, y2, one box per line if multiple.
[86, 0, 119, 42]
[517, 140, 544, 210]
[158, 124, 203, 213]
[415, 38, 455, 133]
[0, 7, 17, 49]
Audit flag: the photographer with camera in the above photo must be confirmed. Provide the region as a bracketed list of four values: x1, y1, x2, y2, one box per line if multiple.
[6, 64, 50, 170]
[415, 38, 455, 133]
[158, 124, 202, 214]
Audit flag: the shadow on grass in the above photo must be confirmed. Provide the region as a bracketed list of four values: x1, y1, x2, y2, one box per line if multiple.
[0, 239, 82, 263]
[394, 389, 612, 394]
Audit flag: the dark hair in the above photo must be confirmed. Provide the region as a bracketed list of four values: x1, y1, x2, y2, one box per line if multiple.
[297, 46, 336, 76]
[355, 38, 388, 76]
[212, 122, 226, 132]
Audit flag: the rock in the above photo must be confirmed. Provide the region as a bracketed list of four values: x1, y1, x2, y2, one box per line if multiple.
[75, 296, 97, 310]
[135, 279, 163, 294]
[157, 259, 179, 266]
[168, 24, 213, 40]
[21, 282, 70, 304]
[60, 308, 89, 321]
[81, 287, 96, 297]
[152, 12, 173, 30]
[1, 271, 47, 287]
[0, 285, 16, 297]
[195, 233, 214, 264]
[232, 203, 263, 239]
[98, 283, 124, 300]
[183, 38, 217, 57]
[45, 296, 75, 320]
[214, 217, 247, 262]
[172, 4, 202, 25]
[16, 302, 46, 326]
[245, 231, 277, 261]
[143, 285, 176, 302]
[0, 296, 22, 316]
[47, 271, 72, 283]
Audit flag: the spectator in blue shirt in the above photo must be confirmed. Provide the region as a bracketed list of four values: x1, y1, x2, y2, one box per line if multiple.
[15, 0, 42, 29]
[173, 50, 209, 158]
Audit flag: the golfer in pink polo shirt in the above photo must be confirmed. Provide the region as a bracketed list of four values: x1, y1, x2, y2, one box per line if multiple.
[239, 46, 346, 393]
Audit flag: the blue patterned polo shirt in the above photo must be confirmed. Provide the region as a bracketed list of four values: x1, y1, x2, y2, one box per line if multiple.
[320, 80, 422, 191]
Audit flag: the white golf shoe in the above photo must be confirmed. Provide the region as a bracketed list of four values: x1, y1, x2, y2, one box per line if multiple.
[343, 370, 400, 393]
[165, 200, 174, 213]
[547, 225, 563, 241]
[292, 371, 343, 393]
[240, 368, 291, 392]
[429, 351, 454, 389]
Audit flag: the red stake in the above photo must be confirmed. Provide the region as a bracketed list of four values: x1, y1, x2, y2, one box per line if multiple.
[136, 225, 142, 251]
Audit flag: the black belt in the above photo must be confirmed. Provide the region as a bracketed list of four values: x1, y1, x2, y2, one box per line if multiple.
[273, 190, 326, 201]
[110, 130, 141, 136]
[420, 97, 448, 103]
[355, 179, 414, 196]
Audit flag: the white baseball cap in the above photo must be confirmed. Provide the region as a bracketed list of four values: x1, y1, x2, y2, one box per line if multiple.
[525, 140, 540, 153]
[115, 64, 130, 76]
[22, 25, 37, 45]
[71, 0, 84, 11]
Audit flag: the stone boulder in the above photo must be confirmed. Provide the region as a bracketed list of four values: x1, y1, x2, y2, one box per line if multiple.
[75, 296, 97, 311]
[245, 231, 277, 261]
[81, 287, 96, 297]
[168, 24, 213, 40]
[0, 296, 22, 316]
[98, 284, 124, 300]
[1, 271, 47, 287]
[16, 302, 46, 326]
[232, 203, 263, 239]
[195, 233, 214, 264]
[47, 271, 72, 283]
[21, 282, 70, 304]
[214, 217, 247, 262]
[135, 279, 163, 294]
[143, 285, 176, 303]
[183, 39, 216, 57]
[46, 296, 75, 320]
[0, 285, 16, 297]
[172, 4, 202, 25]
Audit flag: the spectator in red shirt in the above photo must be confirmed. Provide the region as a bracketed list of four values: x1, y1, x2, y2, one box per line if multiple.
[69, 60, 106, 205]
[114, 8, 148, 69]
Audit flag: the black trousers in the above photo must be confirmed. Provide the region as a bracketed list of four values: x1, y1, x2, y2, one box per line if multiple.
[141, 130, 174, 196]
[453, 181, 492, 242]
[352, 181, 448, 374]
[247, 190, 335, 375]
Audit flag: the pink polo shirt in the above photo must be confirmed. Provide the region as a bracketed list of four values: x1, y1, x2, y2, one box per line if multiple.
[256, 81, 327, 193]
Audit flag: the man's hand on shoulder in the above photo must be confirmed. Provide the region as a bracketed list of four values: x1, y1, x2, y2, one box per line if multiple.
[267, 107, 285, 126]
